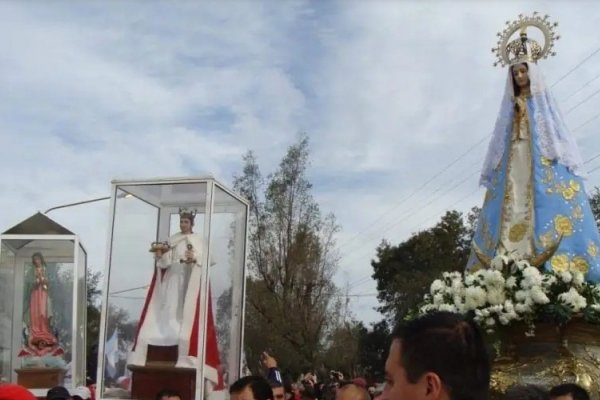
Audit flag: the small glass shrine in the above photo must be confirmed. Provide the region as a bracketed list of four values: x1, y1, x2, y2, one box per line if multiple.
[0, 212, 87, 397]
[97, 177, 248, 400]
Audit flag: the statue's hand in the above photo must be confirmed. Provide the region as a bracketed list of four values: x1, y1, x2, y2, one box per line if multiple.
[184, 250, 194, 261]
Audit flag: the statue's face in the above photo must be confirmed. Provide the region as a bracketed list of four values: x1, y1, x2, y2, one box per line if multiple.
[32, 256, 42, 267]
[180, 217, 193, 233]
[512, 63, 530, 89]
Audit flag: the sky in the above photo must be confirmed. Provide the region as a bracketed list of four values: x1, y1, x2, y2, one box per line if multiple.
[2, 0, 600, 326]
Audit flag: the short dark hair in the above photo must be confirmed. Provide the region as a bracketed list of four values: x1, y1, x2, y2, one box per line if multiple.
[155, 388, 181, 400]
[392, 311, 490, 400]
[270, 380, 284, 389]
[550, 384, 590, 400]
[230, 376, 274, 400]
[506, 385, 549, 400]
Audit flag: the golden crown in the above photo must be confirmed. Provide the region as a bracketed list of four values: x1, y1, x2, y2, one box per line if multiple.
[492, 12, 560, 67]
[179, 207, 197, 220]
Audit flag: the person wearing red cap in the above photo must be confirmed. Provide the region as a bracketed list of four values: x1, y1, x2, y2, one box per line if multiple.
[0, 384, 37, 400]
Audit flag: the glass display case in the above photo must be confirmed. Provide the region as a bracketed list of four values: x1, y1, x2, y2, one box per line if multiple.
[0, 213, 87, 397]
[97, 177, 248, 400]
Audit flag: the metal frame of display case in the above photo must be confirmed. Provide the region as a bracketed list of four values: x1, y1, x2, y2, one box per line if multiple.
[97, 176, 249, 400]
[0, 232, 87, 398]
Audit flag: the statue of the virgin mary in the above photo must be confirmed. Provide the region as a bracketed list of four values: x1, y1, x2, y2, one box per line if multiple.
[468, 13, 600, 282]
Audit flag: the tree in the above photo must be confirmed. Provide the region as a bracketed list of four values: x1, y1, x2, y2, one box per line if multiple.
[234, 134, 341, 377]
[372, 209, 477, 322]
[356, 320, 390, 382]
[589, 187, 600, 227]
[86, 271, 102, 382]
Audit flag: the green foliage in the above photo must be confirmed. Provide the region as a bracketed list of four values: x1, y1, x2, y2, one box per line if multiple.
[234, 134, 343, 377]
[538, 303, 572, 325]
[86, 271, 102, 381]
[356, 320, 390, 381]
[372, 209, 478, 322]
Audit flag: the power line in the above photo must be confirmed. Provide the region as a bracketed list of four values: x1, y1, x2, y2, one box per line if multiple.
[564, 72, 600, 101]
[551, 45, 600, 88]
[341, 167, 480, 265]
[565, 87, 600, 114]
[572, 111, 600, 132]
[349, 187, 481, 291]
[337, 137, 487, 251]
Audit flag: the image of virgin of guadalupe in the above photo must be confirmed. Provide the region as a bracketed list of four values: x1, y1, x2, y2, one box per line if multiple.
[468, 17, 600, 282]
[18, 252, 64, 359]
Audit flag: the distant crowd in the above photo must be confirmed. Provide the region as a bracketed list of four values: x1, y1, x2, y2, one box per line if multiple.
[0, 311, 593, 400]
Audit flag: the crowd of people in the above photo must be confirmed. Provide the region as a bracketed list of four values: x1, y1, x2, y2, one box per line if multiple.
[0, 311, 593, 400]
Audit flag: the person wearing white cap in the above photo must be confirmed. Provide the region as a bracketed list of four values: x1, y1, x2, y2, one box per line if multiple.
[71, 386, 91, 400]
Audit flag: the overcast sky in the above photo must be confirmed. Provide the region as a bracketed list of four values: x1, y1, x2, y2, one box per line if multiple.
[2, 1, 600, 325]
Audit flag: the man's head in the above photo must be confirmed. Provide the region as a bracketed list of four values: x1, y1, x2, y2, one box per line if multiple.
[155, 388, 182, 400]
[505, 385, 549, 400]
[336, 384, 370, 400]
[230, 376, 274, 400]
[271, 381, 285, 400]
[550, 384, 590, 400]
[47, 386, 72, 400]
[380, 311, 490, 400]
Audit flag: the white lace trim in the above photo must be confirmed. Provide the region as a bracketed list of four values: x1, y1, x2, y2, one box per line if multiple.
[480, 63, 586, 188]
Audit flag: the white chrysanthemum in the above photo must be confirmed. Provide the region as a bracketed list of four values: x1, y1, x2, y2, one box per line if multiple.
[522, 266, 543, 288]
[505, 276, 517, 289]
[438, 304, 457, 313]
[559, 287, 587, 312]
[430, 279, 445, 294]
[572, 271, 585, 287]
[487, 288, 505, 306]
[465, 287, 487, 310]
[420, 304, 436, 314]
[433, 293, 444, 305]
[530, 286, 550, 304]
[515, 290, 528, 302]
[514, 303, 531, 314]
[499, 315, 510, 325]
[560, 271, 573, 284]
[516, 259, 531, 270]
[543, 274, 557, 287]
[465, 274, 476, 286]
[485, 317, 495, 326]
[504, 300, 515, 314]
[591, 304, 600, 311]
[491, 256, 505, 271]
[484, 270, 505, 288]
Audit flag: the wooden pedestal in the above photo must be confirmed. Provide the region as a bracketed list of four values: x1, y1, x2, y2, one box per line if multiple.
[129, 363, 196, 400]
[128, 345, 197, 400]
[15, 367, 65, 389]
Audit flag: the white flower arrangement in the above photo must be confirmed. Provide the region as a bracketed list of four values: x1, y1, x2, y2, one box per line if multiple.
[419, 255, 600, 335]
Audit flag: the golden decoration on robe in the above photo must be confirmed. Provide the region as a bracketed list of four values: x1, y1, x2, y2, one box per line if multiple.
[509, 222, 528, 242]
[562, 187, 576, 200]
[588, 242, 599, 258]
[543, 169, 554, 185]
[554, 215, 573, 236]
[541, 156, 552, 166]
[571, 256, 590, 274]
[539, 231, 554, 248]
[551, 253, 569, 272]
[570, 179, 581, 192]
